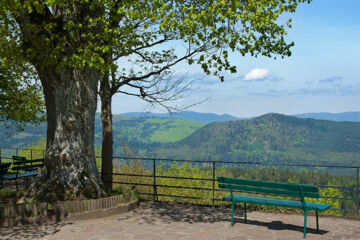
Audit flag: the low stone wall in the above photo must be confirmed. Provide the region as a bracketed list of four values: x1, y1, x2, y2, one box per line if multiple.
[0, 189, 138, 226]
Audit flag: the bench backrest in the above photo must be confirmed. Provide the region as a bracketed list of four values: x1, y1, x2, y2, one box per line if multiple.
[12, 156, 26, 162]
[12, 156, 44, 172]
[217, 176, 319, 200]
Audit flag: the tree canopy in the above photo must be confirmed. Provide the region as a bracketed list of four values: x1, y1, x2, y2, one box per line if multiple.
[0, 0, 311, 201]
[1, 0, 309, 80]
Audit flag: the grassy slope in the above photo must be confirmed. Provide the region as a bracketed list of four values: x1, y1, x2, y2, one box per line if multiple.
[1, 115, 204, 151]
[106, 117, 205, 155]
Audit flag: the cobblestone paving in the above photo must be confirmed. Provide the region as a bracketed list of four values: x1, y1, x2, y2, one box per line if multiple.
[1, 202, 359, 240]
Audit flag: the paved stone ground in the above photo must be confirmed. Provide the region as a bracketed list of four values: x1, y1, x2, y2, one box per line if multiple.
[1, 202, 359, 240]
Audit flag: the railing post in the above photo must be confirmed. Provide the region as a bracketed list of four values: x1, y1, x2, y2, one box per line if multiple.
[0, 147, 2, 164]
[212, 161, 216, 208]
[153, 159, 157, 201]
[357, 167, 359, 216]
[31, 149, 33, 160]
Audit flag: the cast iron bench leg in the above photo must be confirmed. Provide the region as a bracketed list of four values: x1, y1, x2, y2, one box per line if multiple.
[244, 203, 247, 223]
[231, 201, 235, 226]
[316, 210, 319, 233]
[303, 209, 308, 238]
[15, 177, 18, 192]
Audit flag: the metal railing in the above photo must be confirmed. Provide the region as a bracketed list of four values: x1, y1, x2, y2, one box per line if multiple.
[0, 147, 46, 163]
[109, 156, 360, 216]
[1, 147, 359, 215]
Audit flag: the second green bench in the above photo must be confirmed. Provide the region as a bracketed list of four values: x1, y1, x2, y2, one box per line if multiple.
[2, 156, 44, 191]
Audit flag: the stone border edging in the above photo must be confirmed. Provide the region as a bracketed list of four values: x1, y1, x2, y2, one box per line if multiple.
[0, 189, 138, 226]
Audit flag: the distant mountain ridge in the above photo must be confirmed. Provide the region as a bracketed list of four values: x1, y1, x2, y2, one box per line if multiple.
[294, 111, 360, 122]
[1, 110, 360, 166]
[121, 111, 360, 123]
[121, 111, 243, 124]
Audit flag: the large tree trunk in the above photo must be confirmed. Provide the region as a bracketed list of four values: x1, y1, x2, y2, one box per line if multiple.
[99, 75, 113, 191]
[26, 66, 105, 202]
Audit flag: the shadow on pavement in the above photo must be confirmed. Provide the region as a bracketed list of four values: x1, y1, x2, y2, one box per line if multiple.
[243, 219, 328, 235]
[0, 222, 73, 240]
[137, 201, 328, 235]
[137, 201, 230, 224]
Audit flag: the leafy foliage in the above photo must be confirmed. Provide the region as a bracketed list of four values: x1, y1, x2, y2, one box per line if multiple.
[0, 0, 311, 82]
[0, 61, 45, 127]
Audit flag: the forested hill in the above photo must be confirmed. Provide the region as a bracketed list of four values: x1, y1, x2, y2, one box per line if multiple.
[2, 112, 360, 169]
[149, 113, 360, 167]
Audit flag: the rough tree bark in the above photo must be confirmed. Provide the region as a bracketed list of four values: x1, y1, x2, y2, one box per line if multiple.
[25, 66, 105, 202]
[9, 2, 109, 202]
[99, 75, 113, 191]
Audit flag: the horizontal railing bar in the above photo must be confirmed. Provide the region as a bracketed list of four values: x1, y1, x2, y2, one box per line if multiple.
[113, 173, 358, 191]
[151, 175, 213, 181]
[110, 176, 359, 200]
[156, 185, 213, 191]
[0, 147, 45, 152]
[113, 182, 153, 187]
[2, 148, 360, 168]
[138, 192, 213, 201]
[138, 195, 358, 213]
[317, 185, 357, 190]
[113, 181, 357, 201]
[327, 208, 357, 212]
[111, 156, 360, 169]
[319, 196, 356, 201]
[2, 148, 359, 168]
[110, 173, 358, 191]
[114, 172, 212, 181]
[112, 173, 358, 189]
[113, 173, 153, 178]
[113, 181, 214, 191]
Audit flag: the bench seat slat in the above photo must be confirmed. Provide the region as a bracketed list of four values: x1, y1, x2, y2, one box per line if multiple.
[2, 173, 18, 180]
[224, 195, 331, 211]
[17, 172, 39, 178]
[2, 172, 39, 180]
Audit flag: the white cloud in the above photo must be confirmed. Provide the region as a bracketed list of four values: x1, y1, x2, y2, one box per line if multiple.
[244, 68, 269, 81]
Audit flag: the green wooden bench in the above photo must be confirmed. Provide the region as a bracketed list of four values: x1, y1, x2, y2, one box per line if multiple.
[1, 156, 44, 191]
[217, 176, 331, 238]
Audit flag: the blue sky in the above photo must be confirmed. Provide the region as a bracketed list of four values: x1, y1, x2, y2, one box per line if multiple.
[109, 0, 360, 118]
